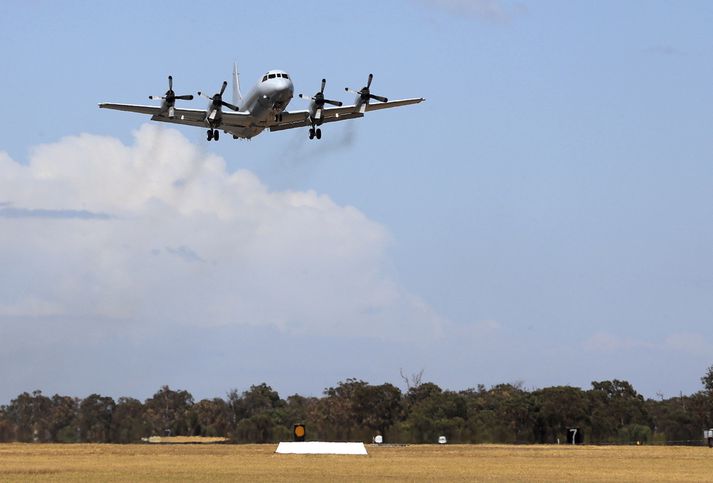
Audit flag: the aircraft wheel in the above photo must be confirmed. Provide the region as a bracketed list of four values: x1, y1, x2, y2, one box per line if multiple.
[316, 128, 322, 140]
[207, 129, 213, 141]
[309, 128, 315, 140]
[214, 130, 220, 141]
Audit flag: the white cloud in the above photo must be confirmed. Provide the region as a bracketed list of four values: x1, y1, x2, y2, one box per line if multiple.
[0, 297, 63, 317]
[459, 319, 502, 338]
[0, 125, 446, 342]
[662, 333, 709, 357]
[583, 332, 652, 352]
[583, 331, 710, 357]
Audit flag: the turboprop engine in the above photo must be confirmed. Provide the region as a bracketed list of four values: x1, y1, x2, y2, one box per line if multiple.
[149, 76, 193, 118]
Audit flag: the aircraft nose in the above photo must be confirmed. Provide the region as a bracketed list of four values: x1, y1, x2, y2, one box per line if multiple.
[280, 79, 294, 99]
[281, 78, 293, 94]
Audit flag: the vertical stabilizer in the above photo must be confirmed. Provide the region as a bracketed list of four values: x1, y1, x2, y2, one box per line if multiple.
[233, 62, 243, 108]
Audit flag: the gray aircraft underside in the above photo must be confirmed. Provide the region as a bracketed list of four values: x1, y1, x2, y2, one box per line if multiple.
[99, 64, 425, 141]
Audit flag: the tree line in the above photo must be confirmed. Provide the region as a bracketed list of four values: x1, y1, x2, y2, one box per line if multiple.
[1, 366, 712, 444]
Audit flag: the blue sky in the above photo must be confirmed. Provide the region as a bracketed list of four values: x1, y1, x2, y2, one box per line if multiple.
[1, 0, 712, 402]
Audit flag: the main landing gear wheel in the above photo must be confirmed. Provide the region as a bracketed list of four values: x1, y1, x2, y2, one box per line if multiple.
[315, 128, 321, 140]
[309, 128, 315, 140]
[207, 129, 219, 141]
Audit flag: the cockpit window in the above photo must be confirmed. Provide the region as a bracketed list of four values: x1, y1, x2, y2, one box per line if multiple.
[263, 73, 289, 81]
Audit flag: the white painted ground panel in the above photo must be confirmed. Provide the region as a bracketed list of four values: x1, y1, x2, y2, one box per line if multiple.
[275, 442, 368, 455]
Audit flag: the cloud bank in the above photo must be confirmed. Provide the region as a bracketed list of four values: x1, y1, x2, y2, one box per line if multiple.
[0, 125, 445, 344]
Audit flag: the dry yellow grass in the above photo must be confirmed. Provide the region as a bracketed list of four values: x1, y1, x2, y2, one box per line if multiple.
[0, 443, 712, 482]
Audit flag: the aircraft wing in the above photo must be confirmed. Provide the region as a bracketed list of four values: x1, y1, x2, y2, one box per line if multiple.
[269, 97, 425, 132]
[363, 97, 425, 112]
[98, 103, 253, 128]
[269, 112, 364, 132]
[269, 105, 362, 132]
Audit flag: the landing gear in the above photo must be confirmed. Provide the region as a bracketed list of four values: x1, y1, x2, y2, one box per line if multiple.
[308, 127, 322, 140]
[207, 129, 219, 141]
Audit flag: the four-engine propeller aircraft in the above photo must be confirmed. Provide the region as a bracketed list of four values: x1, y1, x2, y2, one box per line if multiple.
[99, 64, 424, 141]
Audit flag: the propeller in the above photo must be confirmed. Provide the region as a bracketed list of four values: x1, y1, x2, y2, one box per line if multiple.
[149, 75, 194, 104]
[345, 73, 388, 103]
[198, 80, 240, 111]
[299, 78, 343, 108]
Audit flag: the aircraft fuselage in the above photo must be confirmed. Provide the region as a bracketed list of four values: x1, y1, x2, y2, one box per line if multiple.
[227, 70, 293, 139]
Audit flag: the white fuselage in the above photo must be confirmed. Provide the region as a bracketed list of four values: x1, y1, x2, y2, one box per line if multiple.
[227, 70, 294, 139]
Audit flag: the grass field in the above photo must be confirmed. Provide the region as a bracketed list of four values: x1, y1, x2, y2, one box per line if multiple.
[1, 443, 712, 482]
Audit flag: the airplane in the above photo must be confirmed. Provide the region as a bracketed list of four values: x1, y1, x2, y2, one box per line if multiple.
[99, 64, 424, 141]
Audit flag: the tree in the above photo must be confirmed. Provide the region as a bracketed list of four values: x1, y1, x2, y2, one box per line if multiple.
[403, 382, 470, 443]
[78, 394, 115, 442]
[0, 406, 15, 442]
[111, 397, 148, 443]
[464, 384, 534, 443]
[400, 368, 424, 391]
[48, 395, 79, 442]
[282, 394, 316, 426]
[533, 386, 589, 443]
[352, 383, 403, 439]
[588, 380, 651, 443]
[701, 365, 713, 394]
[144, 386, 194, 436]
[494, 384, 535, 443]
[227, 384, 285, 443]
[192, 398, 231, 437]
[313, 379, 369, 441]
[5, 391, 53, 442]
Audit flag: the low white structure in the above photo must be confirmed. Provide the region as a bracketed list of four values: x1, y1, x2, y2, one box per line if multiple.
[275, 441, 368, 455]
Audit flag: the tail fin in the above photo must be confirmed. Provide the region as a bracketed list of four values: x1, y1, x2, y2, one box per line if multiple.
[232, 62, 243, 108]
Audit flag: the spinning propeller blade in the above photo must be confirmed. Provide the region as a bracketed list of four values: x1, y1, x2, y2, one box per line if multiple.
[303, 78, 343, 108]
[149, 76, 193, 102]
[345, 73, 388, 104]
[199, 81, 238, 111]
